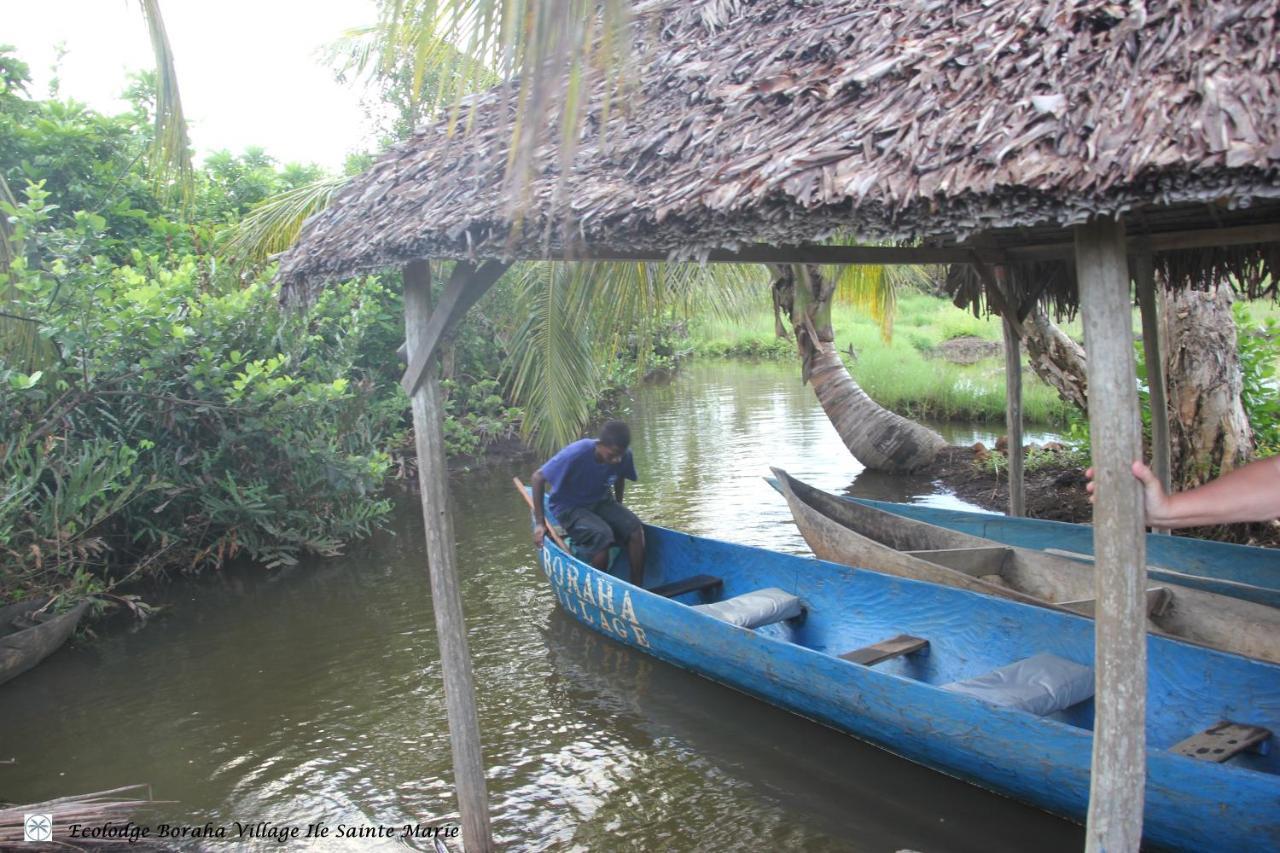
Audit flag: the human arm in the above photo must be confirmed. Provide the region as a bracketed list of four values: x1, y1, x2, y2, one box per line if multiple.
[531, 468, 549, 546]
[1087, 456, 1280, 529]
[614, 449, 637, 503]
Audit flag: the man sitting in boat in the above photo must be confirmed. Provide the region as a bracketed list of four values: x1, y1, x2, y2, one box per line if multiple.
[531, 420, 646, 585]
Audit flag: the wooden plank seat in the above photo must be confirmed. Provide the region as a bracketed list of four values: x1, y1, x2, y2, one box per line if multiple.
[901, 546, 1012, 577]
[1171, 722, 1272, 763]
[648, 574, 723, 599]
[1059, 587, 1173, 618]
[841, 634, 929, 666]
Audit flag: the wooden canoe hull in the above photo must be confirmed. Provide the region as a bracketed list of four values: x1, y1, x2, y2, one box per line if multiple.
[528, 516, 1280, 853]
[0, 599, 90, 686]
[770, 469, 1280, 664]
[849, 496, 1280, 608]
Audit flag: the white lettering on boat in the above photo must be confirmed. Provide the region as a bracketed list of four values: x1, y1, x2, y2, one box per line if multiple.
[545, 552, 650, 648]
[596, 578, 617, 615]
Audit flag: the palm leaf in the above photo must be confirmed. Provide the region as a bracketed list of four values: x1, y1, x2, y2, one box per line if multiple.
[219, 175, 351, 265]
[368, 0, 632, 211]
[136, 0, 193, 199]
[503, 262, 600, 454]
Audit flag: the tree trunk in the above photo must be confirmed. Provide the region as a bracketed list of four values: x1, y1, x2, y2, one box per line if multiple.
[773, 266, 946, 471]
[1021, 302, 1090, 414]
[1163, 286, 1253, 490]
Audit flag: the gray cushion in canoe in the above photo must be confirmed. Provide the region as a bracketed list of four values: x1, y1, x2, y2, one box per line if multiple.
[943, 653, 1094, 716]
[693, 588, 803, 629]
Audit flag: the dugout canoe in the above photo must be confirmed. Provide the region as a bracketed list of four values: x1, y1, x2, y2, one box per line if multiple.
[769, 468, 1280, 664]
[515, 483, 1280, 852]
[0, 598, 89, 686]
[839, 495, 1280, 609]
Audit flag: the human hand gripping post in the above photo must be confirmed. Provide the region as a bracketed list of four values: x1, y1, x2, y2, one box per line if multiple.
[1086, 456, 1280, 529]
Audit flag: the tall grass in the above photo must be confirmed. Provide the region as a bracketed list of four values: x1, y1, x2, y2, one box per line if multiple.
[688, 293, 1075, 426]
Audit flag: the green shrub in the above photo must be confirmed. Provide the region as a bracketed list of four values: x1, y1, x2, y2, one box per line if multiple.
[1234, 303, 1280, 455]
[0, 189, 397, 600]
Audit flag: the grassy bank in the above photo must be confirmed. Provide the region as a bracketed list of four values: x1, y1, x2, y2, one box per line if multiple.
[689, 293, 1076, 426]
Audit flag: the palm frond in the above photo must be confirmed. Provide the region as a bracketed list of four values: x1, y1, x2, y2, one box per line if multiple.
[501, 259, 768, 452]
[503, 262, 601, 455]
[137, 0, 193, 200]
[368, 1, 631, 210]
[219, 176, 351, 265]
[826, 263, 893, 341]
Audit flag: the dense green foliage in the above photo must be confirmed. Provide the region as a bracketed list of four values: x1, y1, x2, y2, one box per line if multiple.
[1232, 303, 1280, 456]
[0, 50, 653, 605]
[0, 183, 401, 602]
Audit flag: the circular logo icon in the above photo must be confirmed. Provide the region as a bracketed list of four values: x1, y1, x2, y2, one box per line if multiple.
[24, 813, 53, 842]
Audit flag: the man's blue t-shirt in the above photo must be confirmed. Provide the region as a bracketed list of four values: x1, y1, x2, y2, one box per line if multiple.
[540, 438, 638, 517]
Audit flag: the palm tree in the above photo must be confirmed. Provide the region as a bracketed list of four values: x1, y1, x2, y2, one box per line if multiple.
[771, 264, 946, 471]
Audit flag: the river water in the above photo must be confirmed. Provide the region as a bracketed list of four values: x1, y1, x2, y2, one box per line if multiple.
[3, 361, 1082, 851]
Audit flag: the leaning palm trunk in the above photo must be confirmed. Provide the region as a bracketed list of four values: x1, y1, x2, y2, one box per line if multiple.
[1021, 302, 1089, 414]
[774, 265, 946, 471]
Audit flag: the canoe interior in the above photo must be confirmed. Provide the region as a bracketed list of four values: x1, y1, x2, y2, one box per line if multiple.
[539, 499, 1280, 778]
[853, 497, 1280, 608]
[770, 470, 1280, 664]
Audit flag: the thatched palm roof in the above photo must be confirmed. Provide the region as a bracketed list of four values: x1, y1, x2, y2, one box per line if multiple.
[278, 0, 1280, 304]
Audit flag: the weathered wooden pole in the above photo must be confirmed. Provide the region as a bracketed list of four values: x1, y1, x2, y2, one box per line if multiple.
[1135, 253, 1172, 534]
[403, 260, 494, 852]
[1002, 314, 1025, 516]
[1076, 216, 1147, 852]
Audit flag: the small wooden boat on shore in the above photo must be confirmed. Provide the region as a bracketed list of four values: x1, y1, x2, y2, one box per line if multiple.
[842, 495, 1280, 608]
[0, 598, 90, 686]
[769, 468, 1280, 664]
[515, 483, 1280, 851]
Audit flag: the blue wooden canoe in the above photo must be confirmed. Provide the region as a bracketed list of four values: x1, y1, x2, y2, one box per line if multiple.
[520, 491, 1279, 851]
[848, 496, 1280, 609]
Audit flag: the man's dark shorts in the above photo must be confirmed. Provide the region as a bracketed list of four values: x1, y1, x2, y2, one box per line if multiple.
[560, 498, 642, 559]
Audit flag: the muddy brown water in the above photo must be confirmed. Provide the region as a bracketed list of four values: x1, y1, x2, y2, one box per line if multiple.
[1, 361, 1081, 851]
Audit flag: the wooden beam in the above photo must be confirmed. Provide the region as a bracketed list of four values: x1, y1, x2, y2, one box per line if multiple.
[1076, 216, 1148, 853]
[401, 260, 510, 396]
[1134, 253, 1172, 535]
[1006, 222, 1280, 263]
[403, 261, 494, 853]
[1003, 314, 1025, 517]
[414, 220, 1280, 270]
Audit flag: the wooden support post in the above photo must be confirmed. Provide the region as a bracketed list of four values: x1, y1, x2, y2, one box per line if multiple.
[401, 260, 510, 397]
[1075, 217, 1148, 853]
[1135, 254, 1172, 534]
[403, 260, 494, 852]
[1003, 315, 1025, 517]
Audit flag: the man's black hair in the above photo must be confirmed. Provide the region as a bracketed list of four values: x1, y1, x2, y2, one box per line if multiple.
[599, 420, 631, 449]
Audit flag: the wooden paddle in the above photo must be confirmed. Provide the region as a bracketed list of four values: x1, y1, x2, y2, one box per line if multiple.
[512, 476, 570, 552]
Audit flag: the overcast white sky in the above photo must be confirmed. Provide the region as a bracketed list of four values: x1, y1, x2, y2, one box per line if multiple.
[6, 1, 380, 169]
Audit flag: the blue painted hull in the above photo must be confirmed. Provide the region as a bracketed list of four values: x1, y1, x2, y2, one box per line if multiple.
[851, 498, 1280, 608]
[531, 518, 1280, 852]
